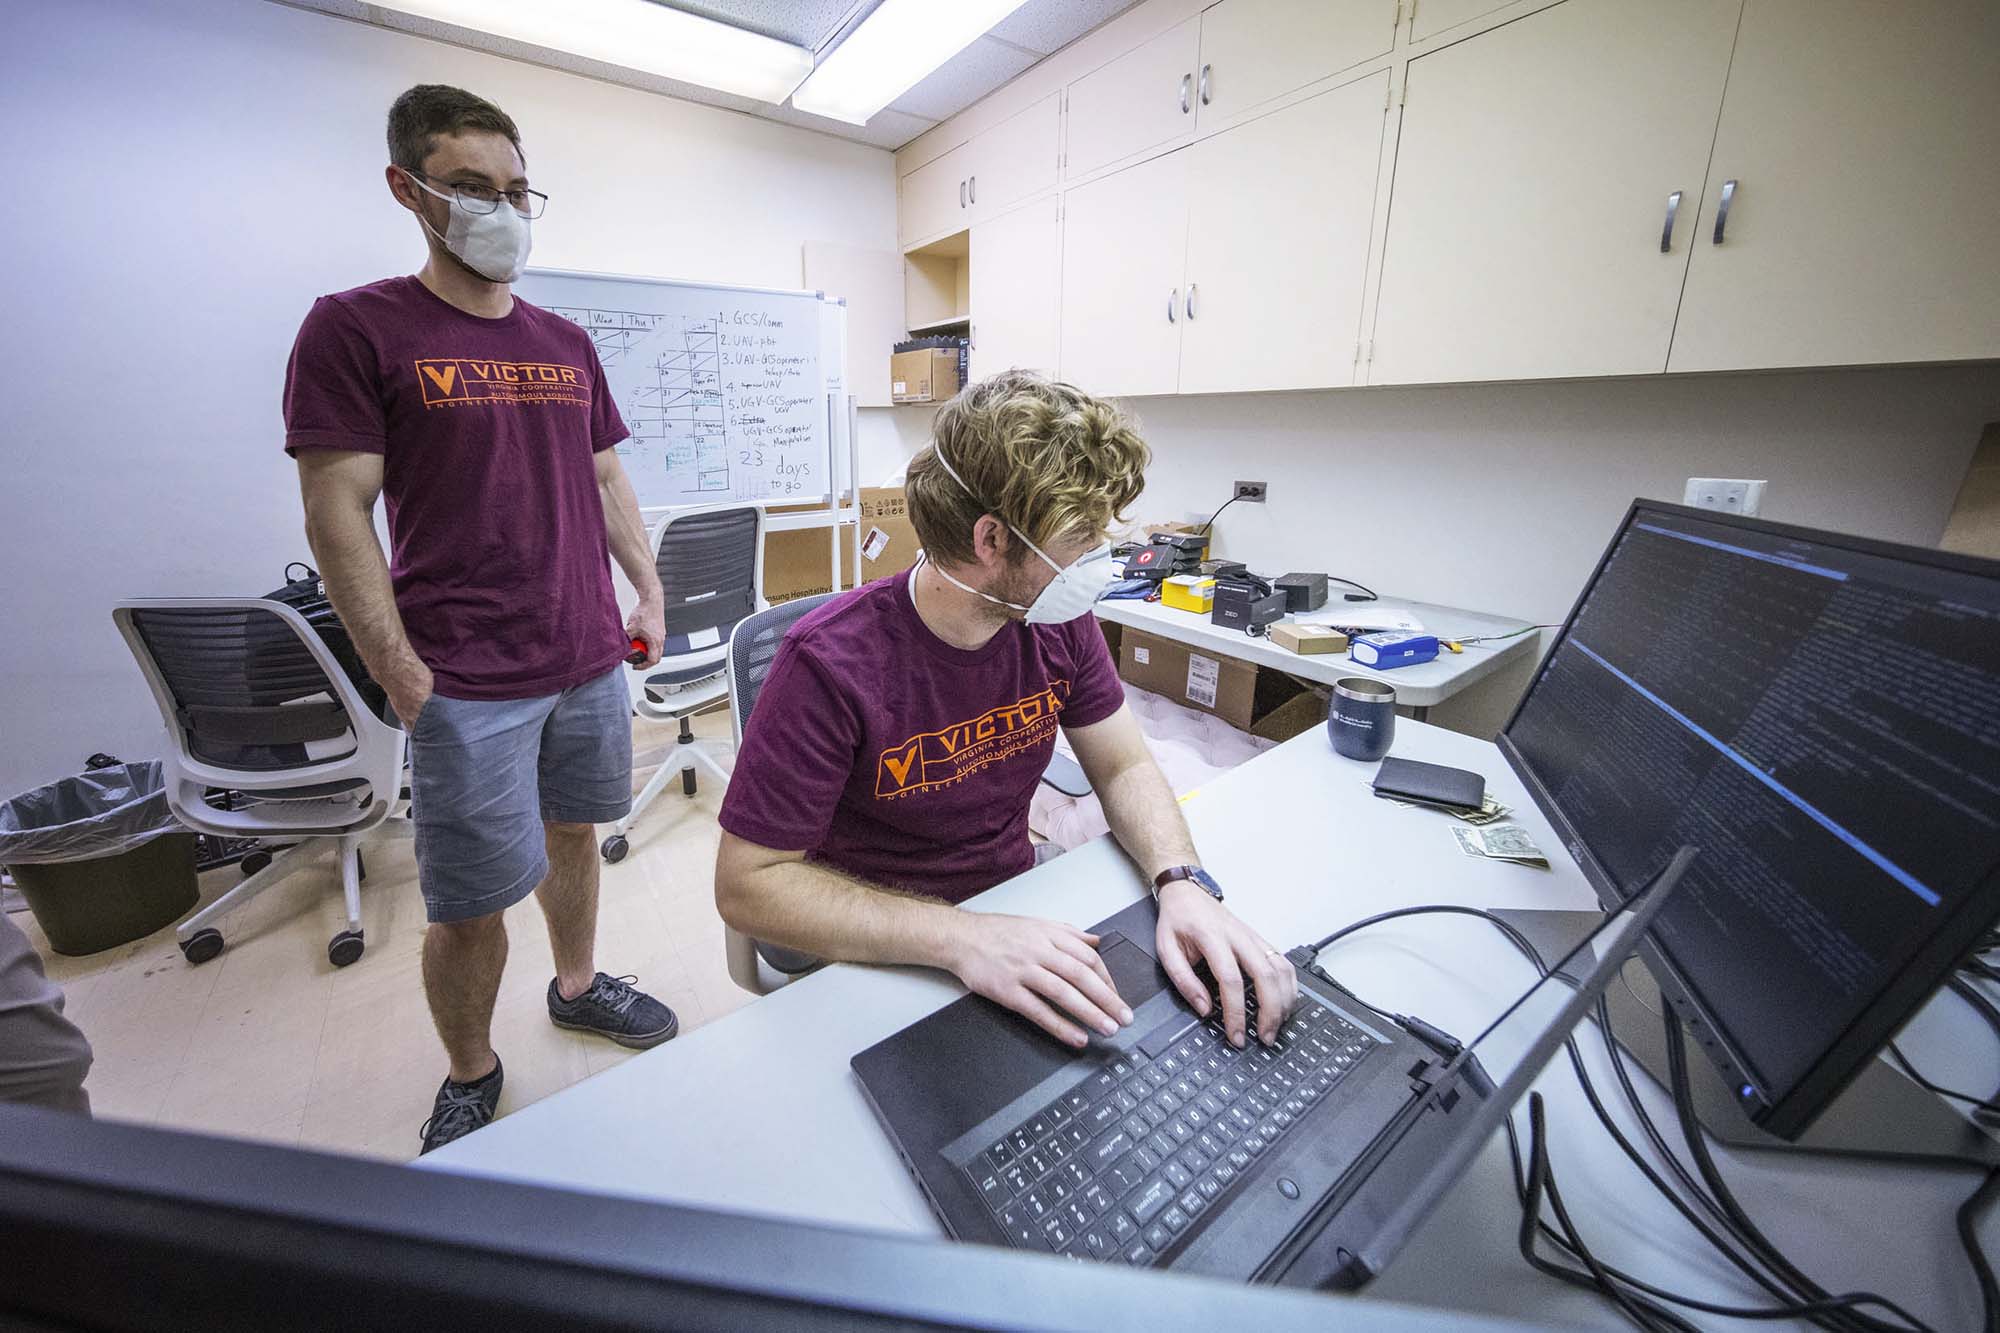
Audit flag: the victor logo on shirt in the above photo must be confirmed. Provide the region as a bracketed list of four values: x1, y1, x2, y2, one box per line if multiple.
[876, 682, 1071, 798]
[414, 358, 591, 410]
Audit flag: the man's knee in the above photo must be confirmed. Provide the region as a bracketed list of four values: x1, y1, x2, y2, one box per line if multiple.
[428, 910, 507, 945]
[544, 820, 595, 843]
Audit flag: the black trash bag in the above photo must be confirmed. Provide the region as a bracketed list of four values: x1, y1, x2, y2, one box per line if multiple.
[0, 762, 180, 865]
[264, 562, 389, 717]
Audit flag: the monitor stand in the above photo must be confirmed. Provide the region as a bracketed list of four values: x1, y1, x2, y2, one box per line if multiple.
[1491, 907, 2000, 1167]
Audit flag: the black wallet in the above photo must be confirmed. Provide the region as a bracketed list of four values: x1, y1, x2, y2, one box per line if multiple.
[1371, 757, 1486, 811]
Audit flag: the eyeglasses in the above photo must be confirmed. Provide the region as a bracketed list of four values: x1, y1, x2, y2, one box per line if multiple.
[412, 171, 548, 219]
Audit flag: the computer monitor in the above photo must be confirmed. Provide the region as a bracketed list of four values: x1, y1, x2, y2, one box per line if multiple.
[1498, 499, 2000, 1140]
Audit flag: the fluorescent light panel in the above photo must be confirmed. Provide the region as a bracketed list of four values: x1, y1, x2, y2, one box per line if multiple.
[791, 0, 1031, 126]
[372, 0, 815, 105]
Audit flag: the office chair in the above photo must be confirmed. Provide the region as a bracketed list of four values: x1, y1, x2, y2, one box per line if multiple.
[720, 592, 838, 995]
[600, 504, 765, 865]
[112, 599, 409, 968]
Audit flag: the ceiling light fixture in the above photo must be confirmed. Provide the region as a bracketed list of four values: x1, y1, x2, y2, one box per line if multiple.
[371, 0, 815, 105]
[790, 0, 1031, 126]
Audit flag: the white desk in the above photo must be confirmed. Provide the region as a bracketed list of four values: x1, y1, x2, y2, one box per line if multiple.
[424, 723, 1997, 1329]
[1093, 594, 1538, 715]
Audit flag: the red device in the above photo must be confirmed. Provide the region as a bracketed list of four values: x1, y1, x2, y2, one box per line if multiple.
[626, 637, 650, 665]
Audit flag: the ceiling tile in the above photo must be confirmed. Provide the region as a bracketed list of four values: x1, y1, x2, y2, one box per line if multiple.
[989, 0, 1145, 57]
[885, 36, 1037, 123]
[648, 0, 866, 51]
[765, 103, 937, 151]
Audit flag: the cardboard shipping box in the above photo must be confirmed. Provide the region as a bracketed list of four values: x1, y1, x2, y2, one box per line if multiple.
[1269, 622, 1349, 655]
[890, 349, 963, 404]
[763, 487, 921, 604]
[1118, 627, 1315, 735]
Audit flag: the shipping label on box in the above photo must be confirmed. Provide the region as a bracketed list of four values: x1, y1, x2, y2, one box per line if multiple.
[1186, 654, 1220, 708]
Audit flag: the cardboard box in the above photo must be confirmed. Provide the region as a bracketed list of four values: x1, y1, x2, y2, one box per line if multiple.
[1269, 622, 1349, 656]
[1118, 628, 1260, 730]
[1161, 575, 1215, 614]
[890, 349, 963, 404]
[1250, 688, 1329, 744]
[762, 487, 920, 604]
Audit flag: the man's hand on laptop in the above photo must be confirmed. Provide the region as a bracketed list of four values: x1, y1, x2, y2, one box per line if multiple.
[1155, 884, 1297, 1048]
[947, 914, 1135, 1049]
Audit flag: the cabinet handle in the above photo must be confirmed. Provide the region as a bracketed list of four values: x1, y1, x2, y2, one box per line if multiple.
[1712, 179, 1737, 244]
[1200, 64, 1211, 106]
[1660, 189, 1682, 253]
[1180, 73, 1192, 114]
[1186, 284, 1198, 320]
[959, 180, 966, 209]
[1168, 288, 1178, 323]
[969, 175, 976, 205]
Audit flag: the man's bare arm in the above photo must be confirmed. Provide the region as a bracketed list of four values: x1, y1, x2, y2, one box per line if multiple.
[1063, 704, 1198, 881]
[595, 448, 664, 666]
[295, 450, 431, 725]
[715, 832, 1133, 1047]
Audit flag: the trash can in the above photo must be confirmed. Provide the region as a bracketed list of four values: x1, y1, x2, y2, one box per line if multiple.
[0, 762, 198, 955]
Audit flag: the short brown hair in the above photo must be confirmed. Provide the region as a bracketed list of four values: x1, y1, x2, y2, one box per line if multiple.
[907, 371, 1150, 567]
[386, 84, 524, 173]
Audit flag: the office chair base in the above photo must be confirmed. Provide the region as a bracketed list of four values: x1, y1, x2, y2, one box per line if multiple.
[180, 929, 225, 966]
[600, 835, 629, 864]
[603, 739, 732, 861]
[327, 930, 365, 968]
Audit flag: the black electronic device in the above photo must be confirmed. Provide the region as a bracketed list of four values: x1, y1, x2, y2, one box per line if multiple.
[1211, 574, 1287, 636]
[1496, 499, 2000, 1155]
[1275, 573, 1329, 613]
[0, 1106, 1341, 1331]
[853, 874, 1684, 1287]
[1122, 545, 1176, 581]
[1371, 757, 1484, 812]
[1124, 534, 1205, 582]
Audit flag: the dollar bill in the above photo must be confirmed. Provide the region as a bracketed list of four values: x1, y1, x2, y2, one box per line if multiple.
[1451, 793, 1512, 825]
[1452, 823, 1550, 868]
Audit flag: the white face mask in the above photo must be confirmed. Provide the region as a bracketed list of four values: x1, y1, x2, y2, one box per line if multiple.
[924, 446, 1115, 625]
[403, 170, 533, 284]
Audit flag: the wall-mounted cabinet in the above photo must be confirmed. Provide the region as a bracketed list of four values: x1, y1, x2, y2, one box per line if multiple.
[898, 0, 1999, 405]
[1063, 17, 1202, 182]
[1368, 0, 1740, 385]
[1667, 0, 2000, 373]
[1193, 0, 1398, 127]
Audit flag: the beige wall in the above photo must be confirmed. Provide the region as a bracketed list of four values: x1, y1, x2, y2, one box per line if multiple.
[1941, 424, 2000, 560]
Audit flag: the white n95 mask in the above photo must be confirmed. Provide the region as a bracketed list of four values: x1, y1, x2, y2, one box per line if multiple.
[403, 171, 533, 284]
[925, 446, 1116, 625]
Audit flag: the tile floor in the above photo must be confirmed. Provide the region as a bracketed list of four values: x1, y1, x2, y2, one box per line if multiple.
[17, 708, 752, 1162]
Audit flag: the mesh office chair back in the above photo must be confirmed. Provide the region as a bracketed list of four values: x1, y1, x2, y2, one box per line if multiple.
[726, 593, 839, 745]
[124, 604, 360, 775]
[649, 506, 762, 688]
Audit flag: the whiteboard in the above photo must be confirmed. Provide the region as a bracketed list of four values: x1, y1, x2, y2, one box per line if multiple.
[517, 267, 837, 509]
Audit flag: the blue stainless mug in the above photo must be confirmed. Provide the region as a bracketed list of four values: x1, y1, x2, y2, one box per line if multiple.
[1328, 677, 1396, 761]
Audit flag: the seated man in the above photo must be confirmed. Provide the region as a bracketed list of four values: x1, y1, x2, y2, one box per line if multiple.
[715, 372, 1296, 1050]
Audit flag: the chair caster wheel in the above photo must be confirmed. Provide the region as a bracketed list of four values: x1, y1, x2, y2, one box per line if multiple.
[682, 768, 697, 796]
[240, 850, 272, 877]
[181, 929, 224, 965]
[601, 835, 629, 864]
[328, 930, 365, 967]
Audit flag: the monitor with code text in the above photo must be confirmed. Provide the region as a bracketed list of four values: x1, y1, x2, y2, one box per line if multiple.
[1500, 500, 2000, 1137]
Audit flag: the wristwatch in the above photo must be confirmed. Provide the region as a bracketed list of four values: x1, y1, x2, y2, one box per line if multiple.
[1153, 865, 1224, 903]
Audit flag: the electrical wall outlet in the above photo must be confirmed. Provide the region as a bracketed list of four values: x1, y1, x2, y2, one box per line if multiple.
[1233, 480, 1268, 503]
[1684, 478, 1767, 517]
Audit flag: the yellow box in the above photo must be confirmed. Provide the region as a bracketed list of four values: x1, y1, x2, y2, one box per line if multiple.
[1162, 575, 1215, 614]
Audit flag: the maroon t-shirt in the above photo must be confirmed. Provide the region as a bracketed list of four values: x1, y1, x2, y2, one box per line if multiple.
[282, 276, 630, 700]
[719, 574, 1127, 903]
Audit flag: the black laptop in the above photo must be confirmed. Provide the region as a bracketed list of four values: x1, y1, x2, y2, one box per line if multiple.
[853, 852, 1688, 1288]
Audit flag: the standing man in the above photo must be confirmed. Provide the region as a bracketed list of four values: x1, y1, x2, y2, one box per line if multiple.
[285, 86, 678, 1155]
[715, 372, 1297, 1053]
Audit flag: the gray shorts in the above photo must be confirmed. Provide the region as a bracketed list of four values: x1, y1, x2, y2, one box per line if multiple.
[408, 666, 633, 924]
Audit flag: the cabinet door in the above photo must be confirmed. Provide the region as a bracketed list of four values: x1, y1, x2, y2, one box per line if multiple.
[1064, 18, 1201, 181]
[1368, 0, 1741, 384]
[1194, 0, 1398, 126]
[971, 198, 1062, 380]
[966, 94, 1059, 223]
[1180, 75, 1389, 393]
[1670, 0, 2000, 372]
[1059, 151, 1191, 397]
[899, 143, 970, 248]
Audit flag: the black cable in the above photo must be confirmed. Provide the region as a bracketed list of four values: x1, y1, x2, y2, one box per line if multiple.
[1307, 903, 1959, 1330]
[1193, 494, 1243, 538]
[1887, 1042, 2000, 1116]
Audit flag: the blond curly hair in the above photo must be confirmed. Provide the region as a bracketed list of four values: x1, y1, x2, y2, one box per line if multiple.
[907, 371, 1150, 567]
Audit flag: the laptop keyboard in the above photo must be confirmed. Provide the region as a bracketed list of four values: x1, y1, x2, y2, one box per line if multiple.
[965, 991, 1378, 1266]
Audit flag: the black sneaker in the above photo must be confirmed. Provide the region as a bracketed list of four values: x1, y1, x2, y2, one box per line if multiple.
[418, 1057, 503, 1156]
[547, 973, 679, 1049]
